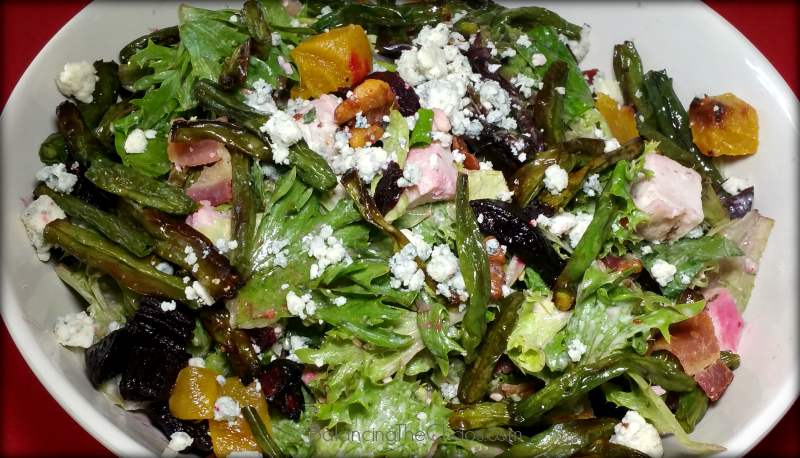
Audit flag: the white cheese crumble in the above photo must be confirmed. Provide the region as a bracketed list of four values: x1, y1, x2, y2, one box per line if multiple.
[213, 396, 240, 422]
[604, 138, 622, 153]
[286, 291, 317, 320]
[160, 301, 177, 312]
[245, 78, 278, 114]
[333, 296, 347, 307]
[684, 226, 704, 239]
[36, 163, 78, 194]
[354, 112, 370, 129]
[592, 72, 625, 104]
[166, 432, 193, 453]
[284, 335, 310, 362]
[555, 86, 566, 95]
[188, 357, 205, 368]
[185, 281, 214, 306]
[543, 165, 569, 194]
[397, 162, 423, 187]
[567, 338, 588, 362]
[496, 190, 513, 202]
[582, 173, 602, 197]
[319, 5, 332, 15]
[261, 111, 303, 164]
[501, 284, 513, 297]
[124, 129, 149, 154]
[329, 134, 395, 182]
[428, 244, 468, 301]
[516, 34, 532, 48]
[216, 375, 227, 386]
[721, 175, 750, 195]
[610, 410, 663, 458]
[510, 74, 537, 98]
[54, 311, 95, 348]
[485, 238, 500, 254]
[271, 32, 282, 46]
[307, 224, 349, 279]
[21, 195, 67, 261]
[650, 259, 677, 287]
[389, 243, 426, 292]
[531, 53, 547, 67]
[156, 261, 175, 275]
[55, 61, 98, 103]
[641, 245, 653, 255]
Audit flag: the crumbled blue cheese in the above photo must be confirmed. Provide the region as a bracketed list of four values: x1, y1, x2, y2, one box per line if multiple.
[213, 396, 240, 422]
[543, 165, 569, 194]
[558, 24, 592, 63]
[397, 162, 423, 187]
[567, 338, 588, 362]
[329, 140, 395, 183]
[156, 261, 175, 275]
[428, 244, 468, 301]
[496, 190, 513, 202]
[54, 311, 96, 348]
[55, 61, 98, 103]
[684, 226, 704, 239]
[478, 80, 516, 129]
[307, 224, 349, 278]
[531, 53, 547, 67]
[582, 173, 602, 197]
[354, 112, 370, 129]
[21, 195, 67, 261]
[188, 357, 205, 367]
[161, 301, 177, 312]
[284, 335, 310, 362]
[555, 86, 566, 95]
[485, 238, 500, 253]
[610, 410, 663, 458]
[332, 296, 347, 307]
[604, 138, 621, 153]
[261, 111, 303, 164]
[500, 48, 517, 58]
[721, 175, 750, 195]
[650, 259, 677, 287]
[501, 284, 513, 297]
[510, 74, 537, 98]
[124, 129, 149, 154]
[516, 34, 532, 48]
[36, 163, 78, 193]
[567, 213, 593, 248]
[166, 432, 193, 453]
[640, 245, 653, 255]
[271, 32, 282, 46]
[592, 72, 625, 104]
[319, 5, 332, 15]
[185, 281, 214, 306]
[389, 243, 426, 291]
[286, 291, 317, 320]
[400, 229, 432, 261]
[245, 78, 278, 114]
[440, 381, 460, 403]
[679, 274, 692, 285]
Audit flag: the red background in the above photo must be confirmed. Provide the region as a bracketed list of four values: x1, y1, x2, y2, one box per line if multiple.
[1, 1, 797, 457]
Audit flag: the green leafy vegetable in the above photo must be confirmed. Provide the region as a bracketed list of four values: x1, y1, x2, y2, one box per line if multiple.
[409, 108, 434, 149]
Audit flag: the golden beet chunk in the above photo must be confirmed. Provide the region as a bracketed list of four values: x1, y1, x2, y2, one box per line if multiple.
[595, 93, 639, 143]
[290, 25, 372, 98]
[689, 93, 759, 156]
[209, 377, 273, 458]
[169, 366, 220, 420]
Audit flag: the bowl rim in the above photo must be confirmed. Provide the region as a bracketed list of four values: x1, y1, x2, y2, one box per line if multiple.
[1, 1, 798, 457]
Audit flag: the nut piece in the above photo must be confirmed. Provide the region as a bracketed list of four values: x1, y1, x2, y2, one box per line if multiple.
[484, 236, 507, 300]
[334, 79, 397, 124]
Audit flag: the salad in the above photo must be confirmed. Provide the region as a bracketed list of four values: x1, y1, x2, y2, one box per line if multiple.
[22, 0, 774, 457]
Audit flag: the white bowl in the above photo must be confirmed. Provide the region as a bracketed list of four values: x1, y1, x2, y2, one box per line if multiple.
[1, 1, 798, 456]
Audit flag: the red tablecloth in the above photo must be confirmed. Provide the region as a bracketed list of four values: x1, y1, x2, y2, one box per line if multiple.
[1, 1, 797, 457]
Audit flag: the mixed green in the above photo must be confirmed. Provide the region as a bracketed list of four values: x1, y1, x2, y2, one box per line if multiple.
[24, 1, 773, 457]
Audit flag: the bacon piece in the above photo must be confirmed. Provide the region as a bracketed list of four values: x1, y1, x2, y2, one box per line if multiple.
[650, 311, 720, 376]
[703, 288, 743, 352]
[186, 146, 232, 206]
[693, 359, 734, 401]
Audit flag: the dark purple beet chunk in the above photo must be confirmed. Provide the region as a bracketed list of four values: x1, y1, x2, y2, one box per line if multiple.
[273, 382, 305, 421]
[126, 296, 195, 351]
[471, 199, 566, 287]
[85, 328, 131, 387]
[147, 401, 214, 455]
[374, 161, 404, 215]
[245, 327, 277, 350]
[259, 359, 305, 420]
[119, 346, 188, 401]
[366, 71, 421, 117]
[719, 186, 754, 219]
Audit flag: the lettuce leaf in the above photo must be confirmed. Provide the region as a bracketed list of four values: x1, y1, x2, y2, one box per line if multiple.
[603, 373, 725, 455]
[703, 210, 774, 312]
[178, 5, 250, 81]
[507, 293, 571, 374]
[466, 170, 510, 200]
[515, 26, 594, 121]
[544, 263, 705, 372]
[312, 376, 452, 458]
[413, 201, 458, 248]
[637, 235, 744, 300]
[383, 109, 410, 167]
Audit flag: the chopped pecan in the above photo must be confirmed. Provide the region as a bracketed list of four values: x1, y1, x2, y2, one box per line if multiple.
[334, 79, 397, 124]
[484, 236, 507, 300]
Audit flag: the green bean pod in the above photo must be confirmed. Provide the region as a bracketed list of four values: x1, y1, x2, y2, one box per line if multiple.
[458, 292, 524, 404]
[193, 78, 270, 135]
[455, 173, 492, 358]
[287, 142, 338, 192]
[509, 351, 696, 426]
[85, 157, 200, 215]
[720, 351, 740, 371]
[170, 119, 272, 161]
[199, 306, 261, 385]
[498, 418, 618, 458]
[93, 99, 140, 150]
[230, 150, 257, 270]
[119, 25, 180, 64]
[43, 219, 188, 301]
[57, 101, 111, 167]
[241, 0, 272, 59]
[118, 63, 154, 92]
[533, 60, 568, 147]
[219, 39, 252, 90]
[449, 402, 511, 431]
[39, 132, 69, 165]
[34, 185, 155, 257]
